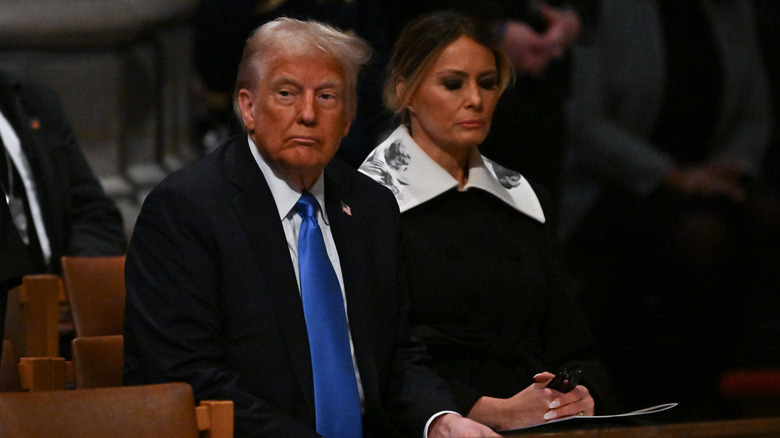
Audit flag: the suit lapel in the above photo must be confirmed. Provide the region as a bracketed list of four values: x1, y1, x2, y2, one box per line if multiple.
[225, 138, 315, 413]
[324, 166, 381, 408]
[0, 75, 23, 132]
[225, 150, 382, 416]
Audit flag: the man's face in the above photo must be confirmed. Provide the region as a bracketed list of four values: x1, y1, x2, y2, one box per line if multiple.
[238, 52, 352, 188]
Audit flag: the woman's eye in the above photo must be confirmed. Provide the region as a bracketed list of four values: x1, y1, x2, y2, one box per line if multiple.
[479, 77, 499, 89]
[443, 79, 463, 90]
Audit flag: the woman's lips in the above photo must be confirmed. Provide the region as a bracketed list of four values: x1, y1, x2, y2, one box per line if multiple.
[459, 119, 485, 128]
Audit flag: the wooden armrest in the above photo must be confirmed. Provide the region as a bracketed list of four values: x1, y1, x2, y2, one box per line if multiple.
[6, 275, 62, 358]
[195, 400, 234, 438]
[18, 357, 74, 391]
[16, 356, 231, 435]
[720, 369, 780, 398]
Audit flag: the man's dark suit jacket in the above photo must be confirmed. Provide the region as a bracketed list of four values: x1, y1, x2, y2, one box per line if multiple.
[123, 135, 459, 437]
[0, 72, 126, 274]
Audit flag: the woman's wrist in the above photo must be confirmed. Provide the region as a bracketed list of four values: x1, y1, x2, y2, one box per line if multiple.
[468, 396, 505, 431]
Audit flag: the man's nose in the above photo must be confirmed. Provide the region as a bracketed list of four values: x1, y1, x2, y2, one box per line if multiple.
[298, 92, 317, 125]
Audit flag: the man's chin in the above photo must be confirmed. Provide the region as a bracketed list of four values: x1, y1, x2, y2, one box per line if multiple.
[273, 155, 335, 189]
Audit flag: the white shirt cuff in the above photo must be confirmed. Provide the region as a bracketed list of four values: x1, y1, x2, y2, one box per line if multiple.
[424, 411, 461, 438]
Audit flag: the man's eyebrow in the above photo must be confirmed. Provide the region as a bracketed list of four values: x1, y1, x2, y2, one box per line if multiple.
[267, 77, 343, 91]
[316, 80, 344, 91]
[269, 76, 310, 89]
[269, 76, 301, 88]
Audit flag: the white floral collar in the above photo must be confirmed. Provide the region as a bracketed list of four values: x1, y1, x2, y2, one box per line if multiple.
[359, 126, 545, 223]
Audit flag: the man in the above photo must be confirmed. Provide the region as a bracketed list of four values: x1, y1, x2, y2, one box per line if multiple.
[1, 72, 126, 356]
[0, 72, 126, 275]
[123, 18, 497, 437]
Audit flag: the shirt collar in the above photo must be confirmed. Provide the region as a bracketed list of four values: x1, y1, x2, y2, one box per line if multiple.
[358, 126, 545, 223]
[247, 136, 327, 222]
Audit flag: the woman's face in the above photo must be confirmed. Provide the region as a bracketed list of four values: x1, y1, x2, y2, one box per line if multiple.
[405, 36, 501, 158]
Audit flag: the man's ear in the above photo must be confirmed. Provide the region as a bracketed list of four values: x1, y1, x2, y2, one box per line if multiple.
[341, 117, 352, 139]
[237, 89, 255, 132]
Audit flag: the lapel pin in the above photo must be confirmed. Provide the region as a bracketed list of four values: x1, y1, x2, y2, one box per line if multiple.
[340, 201, 352, 216]
[30, 118, 41, 130]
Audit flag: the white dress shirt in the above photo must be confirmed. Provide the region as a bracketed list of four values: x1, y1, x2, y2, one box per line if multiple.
[0, 109, 51, 265]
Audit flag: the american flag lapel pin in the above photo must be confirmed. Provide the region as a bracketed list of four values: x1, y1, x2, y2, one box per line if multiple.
[341, 201, 352, 216]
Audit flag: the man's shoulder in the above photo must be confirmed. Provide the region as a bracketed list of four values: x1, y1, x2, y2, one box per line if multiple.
[0, 71, 61, 108]
[327, 158, 389, 188]
[0, 71, 69, 132]
[0, 71, 29, 94]
[326, 158, 398, 207]
[148, 137, 245, 205]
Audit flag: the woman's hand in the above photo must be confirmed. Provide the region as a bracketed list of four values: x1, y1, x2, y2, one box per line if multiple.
[533, 372, 595, 421]
[467, 372, 595, 431]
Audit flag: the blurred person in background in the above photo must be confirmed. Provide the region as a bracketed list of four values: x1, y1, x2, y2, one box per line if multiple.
[1, 71, 126, 357]
[561, 0, 777, 420]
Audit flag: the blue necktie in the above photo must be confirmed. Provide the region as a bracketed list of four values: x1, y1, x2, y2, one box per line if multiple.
[295, 192, 363, 438]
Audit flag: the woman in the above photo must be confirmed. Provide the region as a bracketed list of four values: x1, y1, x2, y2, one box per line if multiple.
[359, 11, 610, 431]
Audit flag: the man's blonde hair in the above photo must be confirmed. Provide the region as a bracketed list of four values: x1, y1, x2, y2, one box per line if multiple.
[233, 17, 373, 130]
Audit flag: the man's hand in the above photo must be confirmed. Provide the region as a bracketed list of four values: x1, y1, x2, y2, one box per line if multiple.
[537, 3, 581, 58]
[497, 4, 581, 76]
[499, 21, 554, 76]
[428, 413, 500, 438]
[467, 372, 595, 431]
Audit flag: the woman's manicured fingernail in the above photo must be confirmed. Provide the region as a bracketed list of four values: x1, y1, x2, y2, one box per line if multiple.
[549, 400, 560, 409]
